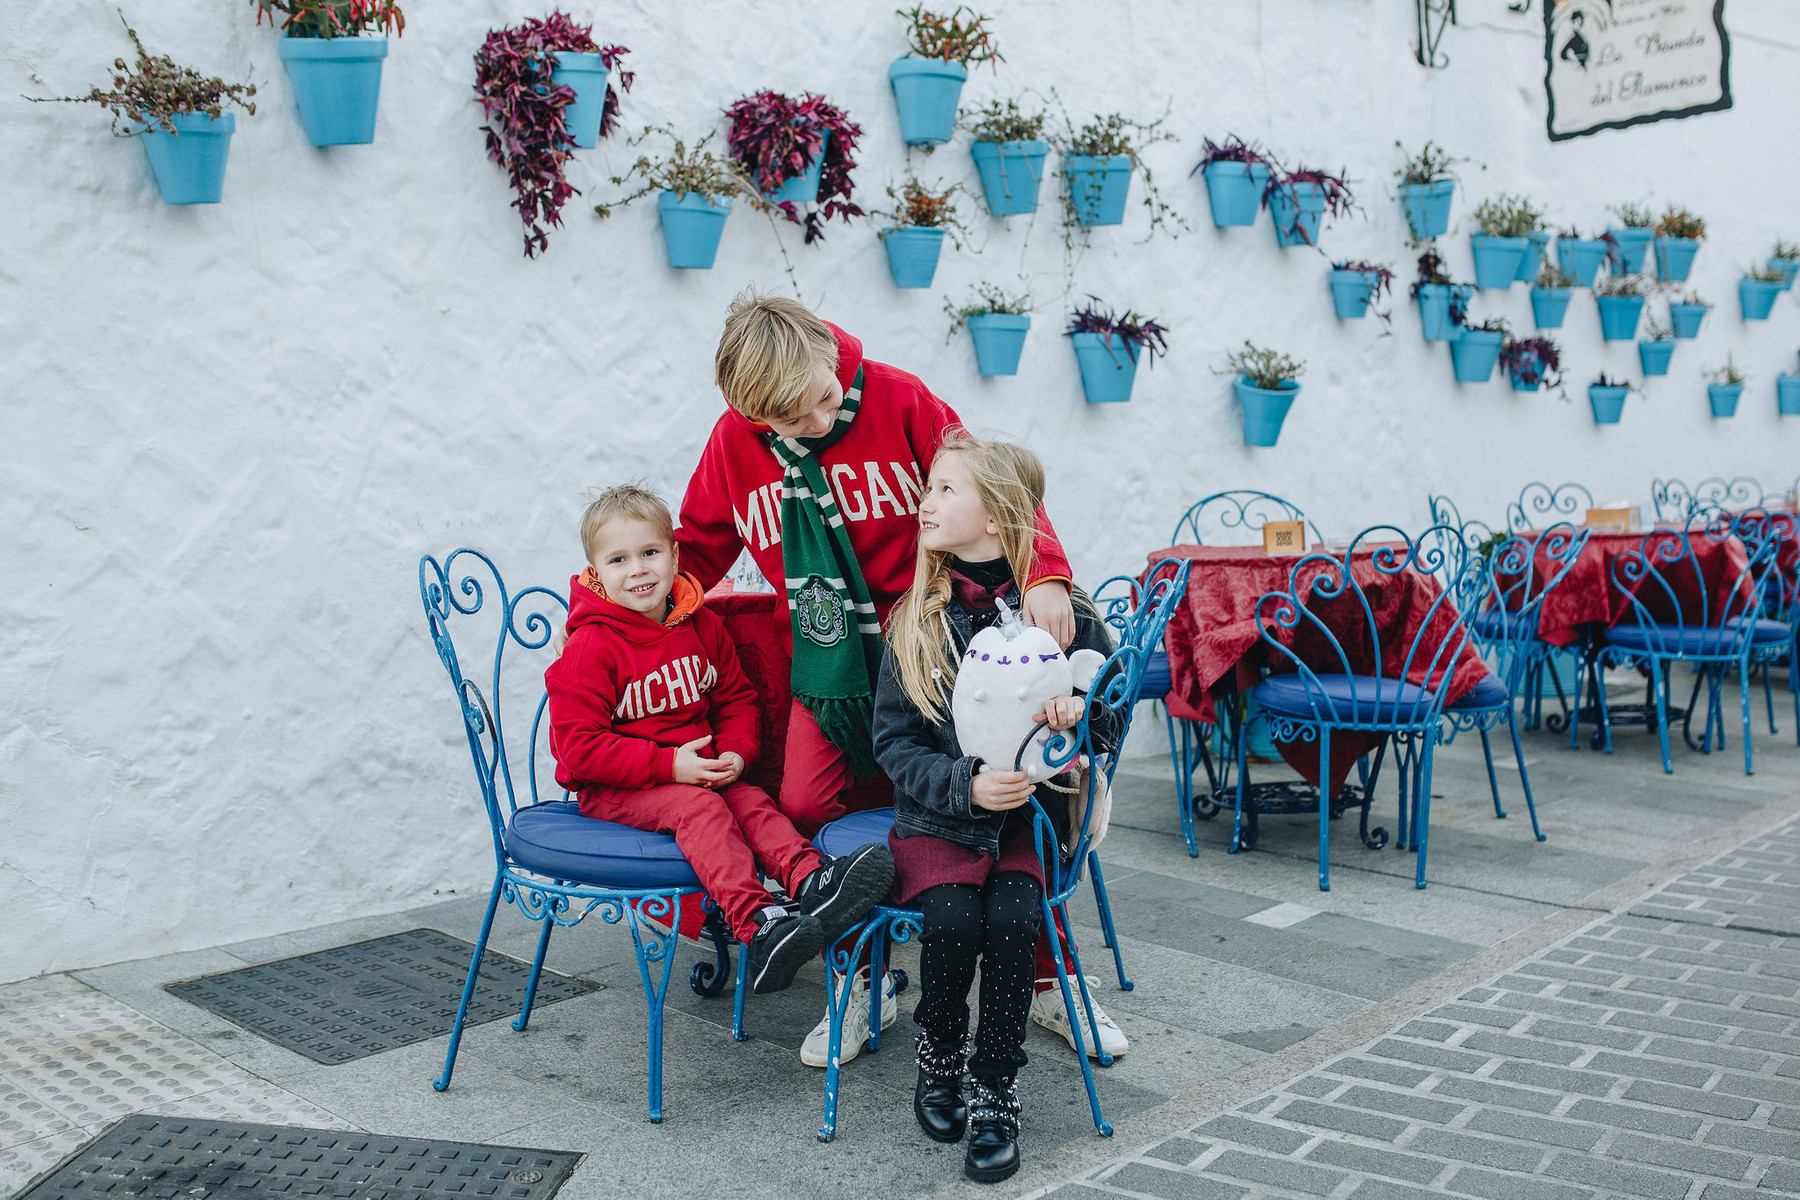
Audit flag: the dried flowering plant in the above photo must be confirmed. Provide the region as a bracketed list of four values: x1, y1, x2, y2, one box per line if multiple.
[1536, 261, 1580, 289]
[474, 12, 632, 257]
[1655, 205, 1706, 239]
[1473, 194, 1546, 238]
[1596, 272, 1648, 297]
[1225, 342, 1304, 390]
[897, 6, 1002, 67]
[944, 282, 1031, 337]
[724, 90, 863, 244]
[1610, 201, 1655, 227]
[1747, 263, 1789, 283]
[1705, 356, 1747, 386]
[593, 127, 766, 217]
[875, 176, 975, 247]
[1067, 297, 1170, 365]
[250, 0, 403, 38]
[31, 11, 257, 136]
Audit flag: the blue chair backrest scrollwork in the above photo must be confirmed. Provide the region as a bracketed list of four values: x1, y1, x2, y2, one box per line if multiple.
[1608, 511, 1789, 655]
[1170, 489, 1318, 548]
[1506, 482, 1595, 534]
[1458, 523, 1590, 675]
[1651, 476, 1768, 523]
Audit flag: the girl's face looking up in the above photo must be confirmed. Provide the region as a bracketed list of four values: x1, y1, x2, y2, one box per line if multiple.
[918, 452, 1003, 561]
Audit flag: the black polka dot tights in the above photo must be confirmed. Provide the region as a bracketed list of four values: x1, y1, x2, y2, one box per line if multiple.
[913, 873, 1043, 1079]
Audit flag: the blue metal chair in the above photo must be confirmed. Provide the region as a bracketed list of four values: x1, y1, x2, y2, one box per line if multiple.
[1439, 523, 1591, 842]
[810, 559, 1192, 1142]
[1588, 512, 1793, 774]
[1234, 527, 1477, 890]
[1151, 491, 1318, 857]
[1506, 481, 1595, 534]
[419, 550, 748, 1122]
[1650, 476, 1767, 523]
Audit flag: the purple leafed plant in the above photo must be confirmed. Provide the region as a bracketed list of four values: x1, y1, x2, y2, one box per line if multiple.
[1500, 335, 1563, 388]
[725, 90, 863, 244]
[1334, 260, 1396, 326]
[1066, 296, 1169, 366]
[1409, 249, 1468, 324]
[1189, 134, 1273, 176]
[474, 12, 632, 257]
[1267, 166, 1356, 216]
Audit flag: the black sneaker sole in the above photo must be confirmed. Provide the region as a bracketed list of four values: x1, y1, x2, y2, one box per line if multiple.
[805, 845, 897, 944]
[750, 916, 826, 994]
[963, 1153, 1020, 1184]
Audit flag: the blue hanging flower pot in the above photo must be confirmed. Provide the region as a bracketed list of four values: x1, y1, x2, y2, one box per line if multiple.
[1740, 278, 1781, 321]
[1064, 155, 1133, 226]
[1515, 230, 1551, 283]
[971, 140, 1048, 215]
[550, 51, 609, 149]
[1595, 294, 1646, 341]
[1607, 227, 1654, 273]
[1669, 302, 1708, 338]
[1778, 373, 1800, 415]
[1416, 283, 1473, 342]
[657, 192, 731, 269]
[888, 57, 965, 147]
[1471, 235, 1528, 289]
[764, 130, 828, 205]
[1269, 181, 1327, 247]
[1451, 329, 1505, 383]
[1770, 256, 1799, 291]
[1655, 235, 1701, 282]
[1328, 269, 1383, 320]
[1707, 382, 1742, 417]
[1557, 238, 1609, 287]
[882, 227, 946, 288]
[1070, 332, 1140, 403]
[1638, 339, 1675, 376]
[967, 313, 1030, 376]
[1398, 179, 1454, 241]
[1234, 376, 1300, 446]
[1589, 384, 1628, 425]
[279, 35, 388, 146]
[1530, 287, 1571, 329]
[137, 111, 236, 204]
[1203, 161, 1270, 227]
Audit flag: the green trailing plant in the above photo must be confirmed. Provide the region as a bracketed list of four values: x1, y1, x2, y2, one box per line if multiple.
[1225, 341, 1304, 390]
[250, 0, 403, 37]
[1773, 240, 1800, 261]
[1473, 194, 1545, 238]
[1050, 102, 1185, 245]
[1393, 140, 1470, 185]
[1643, 312, 1674, 341]
[1747, 263, 1789, 283]
[1594, 372, 1636, 392]
[594, 127, 766, 217]
[1655, 205, 1706, 239]
[944, 282, 1031, 336]
[1705, 355, 1747, 386]
[30, 10, 257, 135]
[1596, 272, 1648, 297]
[963, 97, 1045, 143]
[1677, 289, 1708, 307]
[896, 6, 1002, 67]
[1536, 261, 1580, 288]
[875, 175, 975, 247]
[1609, 201, 1655, 228]
[1067, 298, 1170, 364]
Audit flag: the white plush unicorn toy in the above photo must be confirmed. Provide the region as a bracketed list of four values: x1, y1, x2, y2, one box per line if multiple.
[950, 596, 1106, 782]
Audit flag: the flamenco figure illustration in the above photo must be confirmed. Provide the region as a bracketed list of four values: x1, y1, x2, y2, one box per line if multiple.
[1552, 0, 1614, 71]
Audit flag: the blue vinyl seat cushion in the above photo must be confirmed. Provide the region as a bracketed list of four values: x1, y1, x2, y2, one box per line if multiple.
[1135, 649, 1173, 700]
[1469, 609, 1513, 639]
[1253, 673, 1436, 724]
[505, 801, 701, 890]
[1446, 672, 1512, 711]
[1605, 618, 1792, 657]
[814, 807, 896, 859]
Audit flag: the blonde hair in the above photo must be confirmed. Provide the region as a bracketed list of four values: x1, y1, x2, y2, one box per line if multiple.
[580, 481, 674, 563]
[886, 430, 1045, 723]
[714, 288, 840, 422]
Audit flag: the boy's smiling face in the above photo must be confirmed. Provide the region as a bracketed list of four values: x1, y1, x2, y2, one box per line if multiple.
[763, 362, 843, 439]
[589, 516, 678, 616]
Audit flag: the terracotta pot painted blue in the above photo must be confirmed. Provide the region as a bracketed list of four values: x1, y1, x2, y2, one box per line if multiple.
[1770, 256, 1799, 291]
[1596, 294, 1646, 341]
[1203, 161, 1271, 227]
[1670, 302, 1708, 338]
[1234, 376, 1300, 446]
[888, 57, 965, 146]
[1708, 382, 1742, 418]
[1778, 373, 1800, 415]
[656, 191, 730, 268]
[279, 35, 387, 146]
[1417, 283, 1474, 342]
[1269, 181, 1328, 247]
[1451, 329, 1505, 383]
[550, 51, 608, 149]
[1530, 287, 1572, 329]
[971, 140, 1048, 215]
[1471, 235, 1528, 289]
[1399, 179, 1454, 241]
[1329, 269, 1383, 319]
[1740, 278, 1781, 321]
[1607, 227, 1654, 273]
[1639, 339, 1675, 376]
[1656, 235, 1701, 282]
[967, 313, 1030, 376]
[763, 130, 828, 206]
[882, 226, 945, 288]
[1065, 154, 1132, 226]
[1557, 238, 1609, 287]
[1070, 332, 1140, 403]
[137, 111, 235, 204]
[1516, 230, 1551, 282]
[1589, 384, 1629, 425]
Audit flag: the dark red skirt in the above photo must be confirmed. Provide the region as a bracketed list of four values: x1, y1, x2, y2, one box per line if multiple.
[888, 814, 1046, 906]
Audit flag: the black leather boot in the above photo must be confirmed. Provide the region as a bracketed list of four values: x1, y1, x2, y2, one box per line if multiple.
[913, 1030, 968, 1143]
[963, 1075, 1022, 1183]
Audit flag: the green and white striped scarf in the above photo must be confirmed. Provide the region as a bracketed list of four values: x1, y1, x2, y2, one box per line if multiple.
[767, 366, 884, 777]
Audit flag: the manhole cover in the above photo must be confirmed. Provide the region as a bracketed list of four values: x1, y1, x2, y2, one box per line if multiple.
[18, 1115, 580, 1200]
[167, 928, 596, 1064]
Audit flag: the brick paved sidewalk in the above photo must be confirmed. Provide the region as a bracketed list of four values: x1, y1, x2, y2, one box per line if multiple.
[1028, 818, 1800, 1200]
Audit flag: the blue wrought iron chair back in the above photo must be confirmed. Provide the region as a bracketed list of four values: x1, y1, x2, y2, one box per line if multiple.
[1650, 476, 1768, 523]
[1424, 494, 1497, 585]
[1506, 481, 1595, 534]
[418, 549, 745, 1122]
[1171, 489, 1320, 547]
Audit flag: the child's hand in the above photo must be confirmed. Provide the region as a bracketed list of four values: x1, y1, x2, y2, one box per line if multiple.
[972, 768, 1033, 812]
[673, 736, 735, 787]
[717, 751, 746, 785]
[552, 626, 569, 658]
[1034, 695, 1086, 731]
[1023, 582, 1076, 650]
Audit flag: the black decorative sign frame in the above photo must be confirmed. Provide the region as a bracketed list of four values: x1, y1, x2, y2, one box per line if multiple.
[1543, 0, 1731, 142]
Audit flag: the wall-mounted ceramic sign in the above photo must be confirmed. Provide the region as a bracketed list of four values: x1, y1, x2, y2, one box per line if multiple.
[1543, 0, 1731, 141]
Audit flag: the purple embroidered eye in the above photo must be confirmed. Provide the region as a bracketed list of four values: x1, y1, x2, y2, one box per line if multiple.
[1038, 654, 1058, 662]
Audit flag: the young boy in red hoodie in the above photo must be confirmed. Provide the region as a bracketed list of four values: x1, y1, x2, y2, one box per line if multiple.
[670, 293, 1130, 1066]
[546, 483, 894, 995]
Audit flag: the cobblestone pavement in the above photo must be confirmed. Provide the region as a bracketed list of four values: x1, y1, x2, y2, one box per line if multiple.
[1028, 818, 1800, 1200]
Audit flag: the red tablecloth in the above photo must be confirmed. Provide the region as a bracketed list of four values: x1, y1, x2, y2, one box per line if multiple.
[1144, 545, 1491, 790]
[1526, 528, 1754, 647]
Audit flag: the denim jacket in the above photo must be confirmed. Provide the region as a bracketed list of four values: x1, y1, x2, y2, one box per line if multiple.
[874, 583, 1122, 858]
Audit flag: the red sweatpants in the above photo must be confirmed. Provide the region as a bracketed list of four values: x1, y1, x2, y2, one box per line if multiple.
[581, 780, 823, 943]
[779, 700, 1073, 986]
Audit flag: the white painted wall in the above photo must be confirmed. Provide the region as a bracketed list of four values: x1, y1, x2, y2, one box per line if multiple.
[4, 0, 1798, 982]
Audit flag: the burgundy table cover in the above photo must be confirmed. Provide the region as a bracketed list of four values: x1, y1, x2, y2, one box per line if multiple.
[1521, 528, 1753, 648]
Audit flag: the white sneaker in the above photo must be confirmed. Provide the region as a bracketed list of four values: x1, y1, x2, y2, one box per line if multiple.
[800, 968, 898, 1068]
[1031, 976, 1129, 1059]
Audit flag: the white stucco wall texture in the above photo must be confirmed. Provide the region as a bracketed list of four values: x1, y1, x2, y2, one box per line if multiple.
[4, 0, 1798, 982]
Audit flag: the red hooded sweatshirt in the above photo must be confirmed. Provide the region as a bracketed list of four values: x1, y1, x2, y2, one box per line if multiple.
[674, 323, 1072, 629]
[546, 571, 761, 793]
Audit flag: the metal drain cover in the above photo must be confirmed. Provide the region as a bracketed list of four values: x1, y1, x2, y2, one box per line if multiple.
[167, 928, 596, 1064]
[18, 1115, 580, 1200]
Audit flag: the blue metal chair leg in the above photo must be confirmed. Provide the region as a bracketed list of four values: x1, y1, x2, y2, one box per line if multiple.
[1062, 925, 1113, 1068]
[1762, 661, 1778, 734]
[626, 897, 683, 1124]
[1166, 706, 1198, 857]
[1477, 725, 1507, 820]
[1740, 657, 1755, 775]
[1317, 725, 1332, 892]
[1649, 659, 1673, 773]
[1041, 896, 1111, 1137]
[434, 873, 503, 1092]
[1506, 707, 1546, 841]
[731, 936, 749, 1041]
[512, 915, 555, 1032]
[1088, 852, 1134, 991]
[1415, 740, 1437, 889]
[868, 931, 889, 1051]
[1231, 712, 1252, 854]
